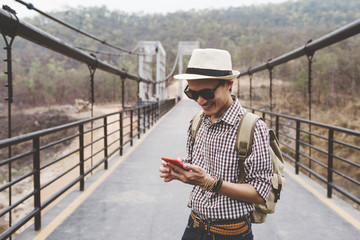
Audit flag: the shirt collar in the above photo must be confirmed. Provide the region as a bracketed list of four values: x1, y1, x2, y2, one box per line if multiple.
[202, 95, 246, 126]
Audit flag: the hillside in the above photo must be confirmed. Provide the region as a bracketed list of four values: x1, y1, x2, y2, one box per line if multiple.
[0, 0, 359, 123]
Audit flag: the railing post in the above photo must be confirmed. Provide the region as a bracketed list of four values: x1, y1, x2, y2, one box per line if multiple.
[147, 105, 151, 129]
[155, 102, 158, 122]
[119, 112, 123, 156]
[138, 108, 141, 138]
[158, 100, 162, 118]
[33, 136, 41, 230]
[143, 106, 146, 133]
[121, 77, 125, 109]
[267, 60, 274, 128]
[249, 74, 253, 108]
[295, 120, 300, 174]
[152, 103, 156, 125]
[305, 41, 314, 173]
[103, 117, 108, 169]
[150, 104, 153, 125]
[79, 124, 85, 191]
[275, 115, 279, 138]
[328, 128, 334, 198]
[3, 26, 18, 234]
[130, 110, 133, 146]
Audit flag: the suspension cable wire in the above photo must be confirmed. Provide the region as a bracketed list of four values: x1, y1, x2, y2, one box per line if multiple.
[157, 49, 181, 83]
[134, 47, 181, 84]
[14, 0, 138, 55]
[13, 0, 179, 84]
[238, 19, 360, 77]
[75, 46, 124, 57]
[75, 46, 146, 57]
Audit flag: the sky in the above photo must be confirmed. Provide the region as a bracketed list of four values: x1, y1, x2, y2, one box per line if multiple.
[2, 0, 290, 18]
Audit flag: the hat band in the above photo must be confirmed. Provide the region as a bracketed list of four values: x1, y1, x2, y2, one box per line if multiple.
[186, 67, 233, 77]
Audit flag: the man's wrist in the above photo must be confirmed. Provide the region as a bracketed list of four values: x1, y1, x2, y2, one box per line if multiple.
[201, 174, 223, 192]
[210, 177, 223, 192]
[200, 174, 212, 190]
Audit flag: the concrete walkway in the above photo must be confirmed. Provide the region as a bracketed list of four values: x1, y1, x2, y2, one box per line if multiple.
[17, 99, 360, 240]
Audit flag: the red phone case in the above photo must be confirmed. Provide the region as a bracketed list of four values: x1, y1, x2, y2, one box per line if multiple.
[161, 157, 185, 169]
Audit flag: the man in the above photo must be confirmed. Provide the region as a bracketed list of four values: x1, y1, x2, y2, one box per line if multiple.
[159, 48, 273, 240]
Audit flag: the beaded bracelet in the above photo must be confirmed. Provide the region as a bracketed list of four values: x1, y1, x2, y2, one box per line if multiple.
[210, 177, 223, 192]
[201, 175, 223, 192]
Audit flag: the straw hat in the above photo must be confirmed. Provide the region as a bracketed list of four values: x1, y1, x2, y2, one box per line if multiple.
[174, 48, 240, 80]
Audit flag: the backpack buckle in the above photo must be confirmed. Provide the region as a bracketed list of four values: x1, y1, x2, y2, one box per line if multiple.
[274, 184, 282, 203]
[238, 153, 247, 162]
[238, 146, 248, 162]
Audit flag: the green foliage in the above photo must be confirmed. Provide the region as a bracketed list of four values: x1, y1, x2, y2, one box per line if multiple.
[0, 0, 359, 107]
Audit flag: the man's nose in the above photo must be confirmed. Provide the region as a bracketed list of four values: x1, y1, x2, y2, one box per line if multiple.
[196, 96, 207, 105]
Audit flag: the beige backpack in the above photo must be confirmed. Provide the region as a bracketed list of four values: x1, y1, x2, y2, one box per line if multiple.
[191, 111, 286, 223]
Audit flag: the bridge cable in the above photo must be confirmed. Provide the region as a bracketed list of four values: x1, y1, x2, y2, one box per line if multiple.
[154, 48, 182, 84]
[15, 0, 175, 84]
[13, 0, 182, 93]
[75, 46, 146, 57]
[14, 0, 139, 55]
[121, 75, 126, 109]
[88, 53, 98, 172]
[304, 39, 315, 176]
[248, 68, 253, 108]
[266, 59, 274, 128]
[165, 49, 181, 80]
[1, 6, 19, 238]
[16, 0, 183, 84]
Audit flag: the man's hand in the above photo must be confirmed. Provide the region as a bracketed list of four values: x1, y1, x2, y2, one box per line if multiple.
[160, 161, 212, 188]
[159, 160, 265, 204]
[159, 160, 175, 182]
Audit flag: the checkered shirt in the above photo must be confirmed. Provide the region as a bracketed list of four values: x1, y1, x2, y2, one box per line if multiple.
[184, 97, 273, 220]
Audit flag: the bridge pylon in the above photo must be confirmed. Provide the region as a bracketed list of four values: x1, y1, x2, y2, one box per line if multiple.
[138, 41, 166, 102]
[176, 41, 200, 99]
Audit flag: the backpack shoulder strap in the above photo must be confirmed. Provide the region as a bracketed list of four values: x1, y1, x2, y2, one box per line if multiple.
[236, 112, 260, 183]
[236, 112, 260, 160]
[190, 110, 203, 145]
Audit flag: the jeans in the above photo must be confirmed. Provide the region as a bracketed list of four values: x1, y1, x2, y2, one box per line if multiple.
[181, 214, 254, 240]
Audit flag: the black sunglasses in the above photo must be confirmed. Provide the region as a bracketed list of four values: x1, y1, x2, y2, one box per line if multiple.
[184, 82, 223, 100]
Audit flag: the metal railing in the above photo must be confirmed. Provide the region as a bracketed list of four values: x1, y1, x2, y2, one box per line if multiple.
[238, 19, 360, 77]
[0, 99, 176, 239]
[0, 7, 152, 83]
[0, 5, 180, 239]
[246, 107, 360, 206]
[237, 18, 360, 207]
[237, 19, 360, 117]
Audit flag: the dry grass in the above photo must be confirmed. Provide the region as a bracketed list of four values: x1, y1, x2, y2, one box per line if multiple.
[234, 76, 360, 209]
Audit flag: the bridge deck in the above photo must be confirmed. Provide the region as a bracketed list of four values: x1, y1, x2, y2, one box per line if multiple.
[17, 99, 360, 240]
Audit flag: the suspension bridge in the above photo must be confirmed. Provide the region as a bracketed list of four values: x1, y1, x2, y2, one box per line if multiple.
[0, 4, 359, 240]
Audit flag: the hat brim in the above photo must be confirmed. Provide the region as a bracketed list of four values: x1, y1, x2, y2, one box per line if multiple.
[174, 70, 240, 80]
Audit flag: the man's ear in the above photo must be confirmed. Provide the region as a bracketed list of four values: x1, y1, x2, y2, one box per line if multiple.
[226, 80, 234, 91]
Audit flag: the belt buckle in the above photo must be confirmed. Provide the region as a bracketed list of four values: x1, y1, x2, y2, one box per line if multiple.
[198, 220, 206, 230]
[192, 211, 208, 231]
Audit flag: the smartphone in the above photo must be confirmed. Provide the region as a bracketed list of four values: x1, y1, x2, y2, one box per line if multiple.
[161, 157, 186, 169]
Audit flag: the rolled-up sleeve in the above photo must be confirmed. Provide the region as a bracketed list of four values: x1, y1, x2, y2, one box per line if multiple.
[244, 120, 273, 201]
